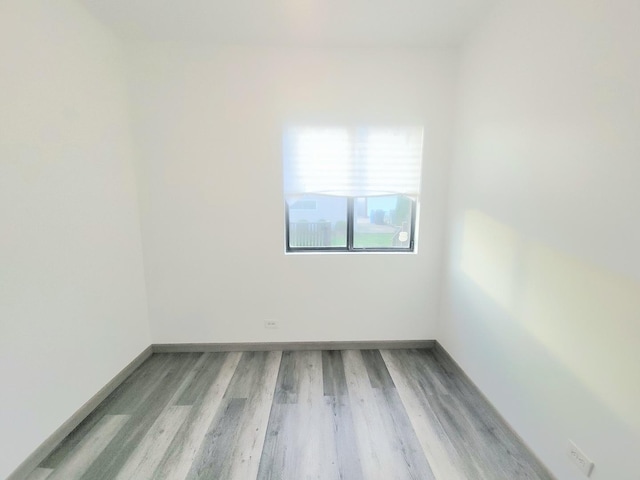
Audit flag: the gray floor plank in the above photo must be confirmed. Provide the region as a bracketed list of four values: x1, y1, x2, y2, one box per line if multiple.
[425, 350, 555, 480]
[344, 349, 420, 480]
[360, 349, 436, 479]
[165, 354, 209, 405]
[256, 403, 293, 480]
[106, 354, 178, 415]
[40, 355, 173, 469]
[186, 398, 247, 479]
[79, 354, 202, 480]
[382, 349, 448, 396]
[25, 468, 53, 480]
[224, 351, 277, 399]
[361, 349, 396, 389]
[114, 406, 191, 480]
[258, 351, 341, 480]
[272, 350, 300, 404]
[153, 352, 242, 480]
[46, 415, 129, 480]
[381, 349, 467, 480]
[324, 395, 365, 480]
[321, 350, 365, 480]
[175, 352, 229, 406]
[372, 387, 436, 480]
[322, 349, 349, 397]
[26, 348, 554, 480]
[189, 351, 282, 480]
[383, 349, 487, 479]
[418, 389, 492, 479]
[224, 350, 282, 480]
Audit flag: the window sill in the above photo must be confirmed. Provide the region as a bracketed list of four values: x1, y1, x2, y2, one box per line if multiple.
[284, 249, 417, 255]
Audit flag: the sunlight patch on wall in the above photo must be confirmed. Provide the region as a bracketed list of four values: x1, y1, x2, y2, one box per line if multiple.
[459, 209, 640, 430]
[460, 209, 520, 314]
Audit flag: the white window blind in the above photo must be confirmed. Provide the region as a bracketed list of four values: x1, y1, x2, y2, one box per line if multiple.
[283, 127, 424, 198]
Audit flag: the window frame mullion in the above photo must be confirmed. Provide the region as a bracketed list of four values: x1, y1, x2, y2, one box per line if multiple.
[346, 197, 355, 251]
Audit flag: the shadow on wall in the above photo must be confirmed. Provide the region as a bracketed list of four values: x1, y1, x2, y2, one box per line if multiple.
[458, 209, 640, 433]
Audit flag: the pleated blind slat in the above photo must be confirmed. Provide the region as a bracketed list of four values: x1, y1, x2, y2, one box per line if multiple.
[283, 127, 423, 197]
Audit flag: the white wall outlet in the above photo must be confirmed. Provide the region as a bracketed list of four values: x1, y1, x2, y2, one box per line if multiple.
[264, 320, 279, 329]
[568, 440, 594, 477]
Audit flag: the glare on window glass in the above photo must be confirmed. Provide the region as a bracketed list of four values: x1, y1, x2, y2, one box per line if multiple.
[287, 195, 347, 248]
[353, 195, 413, 249]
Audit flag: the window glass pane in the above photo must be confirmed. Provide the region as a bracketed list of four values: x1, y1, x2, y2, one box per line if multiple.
[353, 195, 413, 249]
[288, 195, 347, 248]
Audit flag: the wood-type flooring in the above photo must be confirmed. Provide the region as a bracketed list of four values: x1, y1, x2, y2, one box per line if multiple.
[26, 348, 554, 480]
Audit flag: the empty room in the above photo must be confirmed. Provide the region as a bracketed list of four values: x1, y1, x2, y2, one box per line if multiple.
[1, 0, 638, 479]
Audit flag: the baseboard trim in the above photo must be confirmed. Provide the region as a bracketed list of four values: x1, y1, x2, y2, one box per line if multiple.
[153, 339, 435, 353]
[7, 345, 153, 480]
[433, 341, 557, 480]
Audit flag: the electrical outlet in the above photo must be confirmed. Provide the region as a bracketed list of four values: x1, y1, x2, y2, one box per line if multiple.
[568, 440, 594, 477]
[264, 320, 279, 329]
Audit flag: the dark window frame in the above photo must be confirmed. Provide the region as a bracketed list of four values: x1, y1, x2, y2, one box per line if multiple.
[285, 196, 417, 253]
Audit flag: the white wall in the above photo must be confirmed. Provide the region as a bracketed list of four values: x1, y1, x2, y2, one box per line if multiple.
[126, 45, 457, 343]
[442, 0, 640, 479]
[0, 1, 150, 477]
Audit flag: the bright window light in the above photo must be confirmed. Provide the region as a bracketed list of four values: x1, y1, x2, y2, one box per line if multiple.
[283, 126, 423, 252]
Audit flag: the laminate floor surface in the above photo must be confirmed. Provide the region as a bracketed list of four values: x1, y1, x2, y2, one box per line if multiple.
[27, 349, 554, 480]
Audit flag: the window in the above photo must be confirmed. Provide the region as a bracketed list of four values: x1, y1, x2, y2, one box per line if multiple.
[283, 127, 423, 252]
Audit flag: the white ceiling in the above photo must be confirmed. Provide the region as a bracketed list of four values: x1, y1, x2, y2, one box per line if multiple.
[80, 0, 499, 47]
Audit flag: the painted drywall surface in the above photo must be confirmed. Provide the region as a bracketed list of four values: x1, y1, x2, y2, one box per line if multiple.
[0, 1, 150, 476]
[442, 0, 640, 479]
[126, 45, 457, 343]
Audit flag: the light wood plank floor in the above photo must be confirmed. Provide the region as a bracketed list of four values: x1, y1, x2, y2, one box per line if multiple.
[28, 349, 554, 480]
